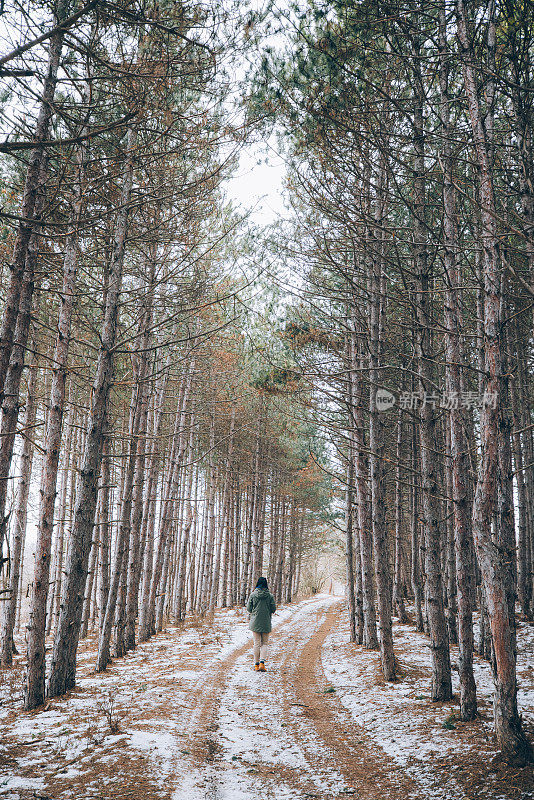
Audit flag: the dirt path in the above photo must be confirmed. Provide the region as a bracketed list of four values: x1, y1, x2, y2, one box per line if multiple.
[3, 598, 355, 800]
[280, 602, 417, 799]
[2, 596, 532, 800]
[174, 595, 418, 800]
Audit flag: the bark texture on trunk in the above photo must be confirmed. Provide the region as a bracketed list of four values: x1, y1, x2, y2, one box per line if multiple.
[393, 411, 407, 623]
[138, 359, 192, 639]
[0, 159, 47, 571]
[0, 364, 37, 665]
[412, 30, 452, 701]
[47, 127, 136, 698]
[24, 139, 86, 709]
[0, 0, 68, 409]
[438, 0, 476, 719]
[368, 156, 395, 681]
[457, 0, 532, 762]
[96, 294, 147, 668]
[351, 336, 378, 650]
[345, 453, 357, 643]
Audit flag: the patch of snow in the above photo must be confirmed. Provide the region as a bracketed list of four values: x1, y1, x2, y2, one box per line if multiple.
[321, 606, 533, 799]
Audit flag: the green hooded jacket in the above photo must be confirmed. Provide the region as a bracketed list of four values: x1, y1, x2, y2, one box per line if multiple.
[246, 588, 276, 633]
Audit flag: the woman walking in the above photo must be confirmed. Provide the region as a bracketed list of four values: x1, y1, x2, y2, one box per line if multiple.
[246, 576, 276, 672]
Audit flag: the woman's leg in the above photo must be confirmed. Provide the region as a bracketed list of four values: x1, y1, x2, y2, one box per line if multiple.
[259, 632, 269, 663]
[252, 632, 261, 663]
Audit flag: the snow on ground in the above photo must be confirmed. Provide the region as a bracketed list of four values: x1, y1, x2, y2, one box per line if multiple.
[172, 594, 346, 800]
[322, 609, 534, 800]
[1, 597, 532, 800]
[0, 608, 250, 798]
[0, 595, 337, 799]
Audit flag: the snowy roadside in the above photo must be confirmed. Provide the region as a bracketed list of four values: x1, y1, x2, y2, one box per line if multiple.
[2, 596, 531, 800]
[321, 610, 534, 800]
[0, 595, 324, 799]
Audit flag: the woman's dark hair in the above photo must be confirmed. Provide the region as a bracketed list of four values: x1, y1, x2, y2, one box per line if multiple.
[255, 576, 268, 590]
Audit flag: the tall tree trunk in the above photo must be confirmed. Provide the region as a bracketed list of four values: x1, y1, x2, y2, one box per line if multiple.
[368, 152, 395, 680]
[352, 329, 378, 649]
[226, 488, 237, 608]
[410, 421, 424, 632]
[155, 525, 173, 632]
[517, 337, 534, 619]
[412, 31, 451, 701]
[137, 352, 172, 627]
[508, 323, 531, 618]
[199, 418, 217, 614]
[194, 486, 210, 611]
[175, 502, 195, 622]
[497, 319, 517, 640]
[47, 127, 137, 698]
[46, 403, 74, 637]
[232, 481, 242, 606]
[0, 164, 47, 571]
[80, 534, 97, 640]
[0, 364, 37, 665]
[436, 0, 476, 718]
[24, 138, 87, 708]
[251, 400, 265, 589]
[124, 253, 156, 650]
[138, 360, 192, 639]
[97, 433, 111, 629]
[274, 498, 286, 605]
[457, 0, 532, 762]
[345, 326, 360, 641]
[209, 406, 236, 609]
[124, 383, 150, 649]
[97, 360, 144, 671]
[345, 456, 357, 643]
[0, 0, 68, 404]
[393, 410, 407, 622]
[113, 552, 129, 655]
[240, 458, 257, 604]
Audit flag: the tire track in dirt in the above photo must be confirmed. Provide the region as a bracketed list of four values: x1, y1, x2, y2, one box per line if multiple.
[178, 596, 419, 800]
[176, 596, 344, 798]
[280, 601, 417, 799]
[182, 599, 327, 765]
[183, 634, 252, 766]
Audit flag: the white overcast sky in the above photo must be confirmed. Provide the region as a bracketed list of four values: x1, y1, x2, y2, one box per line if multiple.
[226, 137, 288, 227]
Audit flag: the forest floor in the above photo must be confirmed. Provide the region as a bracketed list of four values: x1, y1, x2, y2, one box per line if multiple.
[0, 594, 533, 800]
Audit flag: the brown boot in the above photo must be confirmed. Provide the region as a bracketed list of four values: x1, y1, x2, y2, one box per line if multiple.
[258, 662, 266, 672]
[254, 663, 260, 671]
